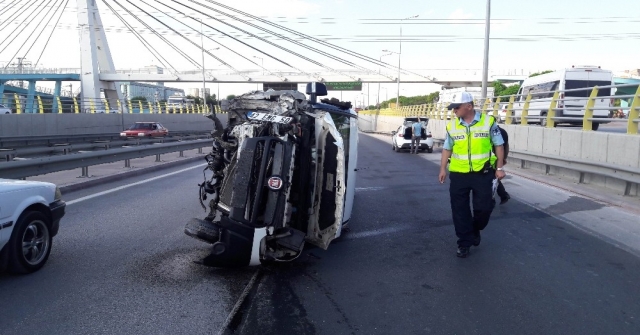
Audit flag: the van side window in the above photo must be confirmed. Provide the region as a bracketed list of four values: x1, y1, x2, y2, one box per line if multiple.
[565, 80, 612, 97]
[529, 81, 560, 99]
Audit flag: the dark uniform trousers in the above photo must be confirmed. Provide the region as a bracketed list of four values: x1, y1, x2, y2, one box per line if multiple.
[449, 170, 495, 247]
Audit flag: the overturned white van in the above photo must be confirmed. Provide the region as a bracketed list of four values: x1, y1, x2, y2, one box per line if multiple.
[184, 82, 358, 267]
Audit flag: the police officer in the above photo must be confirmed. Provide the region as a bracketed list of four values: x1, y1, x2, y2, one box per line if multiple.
[438, 92, 505, 258]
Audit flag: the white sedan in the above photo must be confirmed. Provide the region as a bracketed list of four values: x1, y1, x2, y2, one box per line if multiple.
[391, 117, 435, 153]
[0, 104, 11, 114]
[0, 179, 65, 274]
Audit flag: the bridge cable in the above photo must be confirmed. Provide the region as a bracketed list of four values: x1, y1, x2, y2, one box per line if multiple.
[194, 0, 429, 80]
[100, 0, 176, 72]
[181, 0, 356, 81]
[8, 0, 65, 69]
[142, 0, 286, 81]
[191, 0, 382, 77]
[193, 0, 398, 80]
[171, 0, 348, 80]
[112, 0, 202, 69]
[127, 0, 248, 80]
[161, 0, 320, 81]
[0, 0, 21, 17]
[33, 0, 69, 68]
[0, 0, 58, 58]
[0, 0, 40, 34]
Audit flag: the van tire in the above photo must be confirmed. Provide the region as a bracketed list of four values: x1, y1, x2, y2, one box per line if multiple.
[592, 123, 600, 131]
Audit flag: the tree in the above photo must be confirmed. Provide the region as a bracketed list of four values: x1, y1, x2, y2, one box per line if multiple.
[529, 70, 553, 78]
[131, 96, 147, 103]
[205, 94, 217, 106]
[226, 94, 236, 100]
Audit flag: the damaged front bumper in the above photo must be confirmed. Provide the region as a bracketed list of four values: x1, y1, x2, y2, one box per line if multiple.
[185, 135, 303, 267]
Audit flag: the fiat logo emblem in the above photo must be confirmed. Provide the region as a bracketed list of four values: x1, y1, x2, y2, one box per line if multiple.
[267, 176, 283, 190]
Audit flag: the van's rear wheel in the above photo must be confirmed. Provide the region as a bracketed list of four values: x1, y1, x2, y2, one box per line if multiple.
[592, 122, 600, 131]
[540, 112, 547, 127]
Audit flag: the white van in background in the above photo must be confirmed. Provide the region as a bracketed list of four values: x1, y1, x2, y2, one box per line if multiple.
[513, 66, 613, 130]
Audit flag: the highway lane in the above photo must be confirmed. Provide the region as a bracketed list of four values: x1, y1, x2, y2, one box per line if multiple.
[0, 163, 255, 335]
[231, 132, 640, 335]
[2, 131, 639, 335]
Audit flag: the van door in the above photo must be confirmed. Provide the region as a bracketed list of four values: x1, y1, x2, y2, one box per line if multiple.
[341, 116, 358, 227]
[307, 112, 346, 249]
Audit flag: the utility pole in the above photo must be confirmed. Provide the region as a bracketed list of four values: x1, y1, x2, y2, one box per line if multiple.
[253, 56, 264, 91]
[382, 15, 417, 110]
[481, 0, 491, 99]
[10, 57, 32, 88]
[378, 52, 393, 110]
[200, 19, 207, 108]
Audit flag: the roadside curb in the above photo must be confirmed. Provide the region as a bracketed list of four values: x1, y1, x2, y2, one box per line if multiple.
[507, 168, 640, 215]
[59, 155, 205, 194]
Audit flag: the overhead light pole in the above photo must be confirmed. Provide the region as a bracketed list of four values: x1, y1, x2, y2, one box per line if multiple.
[384, 14, 419, 110]
[199, 18, 206, 107]
[253, 56, 264, 91]
[481, 0, 491, 99]
[378, 52, 393, 110]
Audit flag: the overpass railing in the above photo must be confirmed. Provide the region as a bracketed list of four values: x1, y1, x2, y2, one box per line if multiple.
[0, 94, 224, 114]
[360, 83, 640, 135]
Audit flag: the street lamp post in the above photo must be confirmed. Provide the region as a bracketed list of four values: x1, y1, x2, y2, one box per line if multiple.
[378, 52, 393, 110]
[481, 0, 491, 99]
[199, 19, 206, 108]
[253, 56, 264, 91]
[385, 14, 419, 110]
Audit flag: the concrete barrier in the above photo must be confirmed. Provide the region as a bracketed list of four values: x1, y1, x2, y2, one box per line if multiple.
[0, 113, 225, 137]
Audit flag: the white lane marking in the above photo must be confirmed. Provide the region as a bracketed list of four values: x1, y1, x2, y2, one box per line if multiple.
[344, 226, 411, 240]
[355, 187, 386, 192]
[66, 164, 206, 205]
[217, 269, 262, 335]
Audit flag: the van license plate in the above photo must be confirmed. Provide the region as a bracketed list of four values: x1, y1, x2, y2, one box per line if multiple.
[247, 112, 293, 124]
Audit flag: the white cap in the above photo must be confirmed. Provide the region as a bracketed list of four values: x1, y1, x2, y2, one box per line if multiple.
[447, 92, 474, 109]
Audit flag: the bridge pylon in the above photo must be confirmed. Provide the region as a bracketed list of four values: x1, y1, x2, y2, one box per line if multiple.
[77, 0, 123, 112]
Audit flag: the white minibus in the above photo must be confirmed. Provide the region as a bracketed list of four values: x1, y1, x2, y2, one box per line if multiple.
[513, 66, 613, 130]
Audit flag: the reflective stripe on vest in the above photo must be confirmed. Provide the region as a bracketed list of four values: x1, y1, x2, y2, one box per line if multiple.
[446, 113, 495, 173]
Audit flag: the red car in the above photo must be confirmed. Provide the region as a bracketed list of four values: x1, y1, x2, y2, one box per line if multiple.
[120, 122, 168, 138]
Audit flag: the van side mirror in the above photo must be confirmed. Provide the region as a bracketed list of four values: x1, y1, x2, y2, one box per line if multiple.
[305, 82, 328, 104]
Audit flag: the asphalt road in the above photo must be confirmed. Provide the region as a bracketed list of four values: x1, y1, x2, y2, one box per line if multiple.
[232, 133, 640, 335]
[0, 163, 256, 335]
[1, 132, 639, 335]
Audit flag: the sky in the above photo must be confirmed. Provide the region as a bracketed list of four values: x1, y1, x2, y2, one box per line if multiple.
[0, 0, 639, 105]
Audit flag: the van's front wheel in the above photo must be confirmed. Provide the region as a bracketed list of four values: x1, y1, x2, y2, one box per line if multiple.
[540, 112, 547, 127]
[592, 122, 600, 131]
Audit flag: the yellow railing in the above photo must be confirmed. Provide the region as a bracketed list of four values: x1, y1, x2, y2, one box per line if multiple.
[0, 96, 227, 115]
[368, 84, 640, 135]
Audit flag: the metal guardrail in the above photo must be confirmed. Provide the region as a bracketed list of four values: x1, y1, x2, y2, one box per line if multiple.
[0, 134, 211, 161]
[421, 136, 639, 196]
[0, 131, 210, 148]
[361, 83, 640, 135]
[0, 139, 212, 180]
[509, 150, 640, 196]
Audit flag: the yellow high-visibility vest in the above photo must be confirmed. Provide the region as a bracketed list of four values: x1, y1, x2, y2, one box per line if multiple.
[446, 113, 497, 173]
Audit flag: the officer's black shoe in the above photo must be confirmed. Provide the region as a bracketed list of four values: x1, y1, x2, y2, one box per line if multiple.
[456, 246, 470, 258]
[473, 233, 481, 247]
[500, 193, 511, 205]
